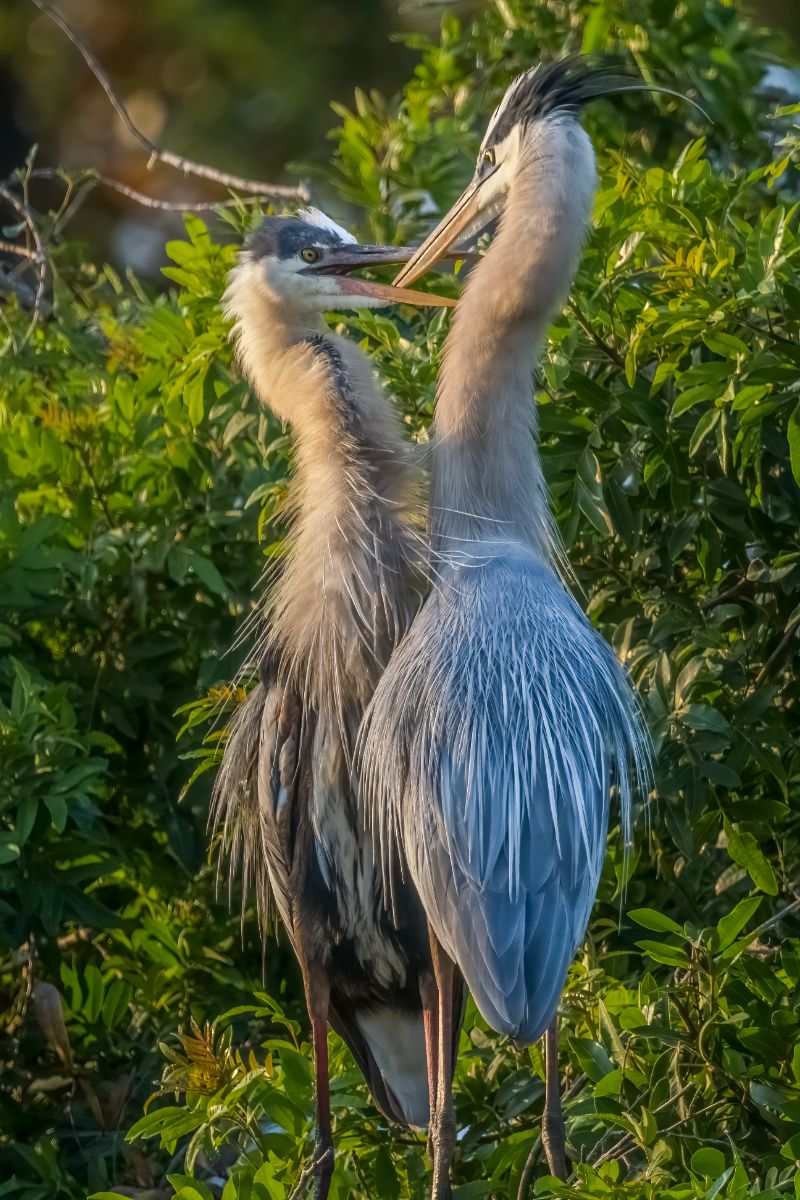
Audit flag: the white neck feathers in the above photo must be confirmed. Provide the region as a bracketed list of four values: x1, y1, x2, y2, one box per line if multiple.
[431, 120, 597, 557]
[224, 261, 421, 725]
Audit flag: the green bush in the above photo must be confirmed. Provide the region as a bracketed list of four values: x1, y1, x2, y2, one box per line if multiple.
[1, 1, 799, 1197]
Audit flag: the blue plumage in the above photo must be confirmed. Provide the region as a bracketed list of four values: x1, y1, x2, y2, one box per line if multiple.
[362, 549, 648, 1043]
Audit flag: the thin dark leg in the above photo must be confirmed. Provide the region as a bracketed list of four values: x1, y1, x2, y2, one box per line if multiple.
[429, 928, 456, 1200]
[310, 1013, 334, 1200]
[420, 973, 439, 1164]
[541, 1018, 566, 1181]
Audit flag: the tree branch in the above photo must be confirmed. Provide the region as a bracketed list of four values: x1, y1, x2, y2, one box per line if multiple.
[0, 264, 50, 315]
[28, 0, 310, 203]
[85, 173, 277, 213]
[754, 611, 800, 688]
[0, 182, 50, 329]
[0, 238, 36, 259]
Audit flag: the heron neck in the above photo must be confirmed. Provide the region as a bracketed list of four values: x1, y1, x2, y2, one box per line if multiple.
[431, 130, 594, 557]
[238, 308, 420, 714]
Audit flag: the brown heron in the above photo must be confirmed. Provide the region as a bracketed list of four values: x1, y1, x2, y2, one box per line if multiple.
[212, 208, 463, 1199]
[359, 60, 651, 1196]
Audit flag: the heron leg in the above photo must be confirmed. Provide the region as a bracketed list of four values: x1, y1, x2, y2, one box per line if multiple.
[306, 978, 334, 1200]
[429, 930, 456, 1200]
[541, 1017, 566, 1181]
[420, 972, 439, 1163]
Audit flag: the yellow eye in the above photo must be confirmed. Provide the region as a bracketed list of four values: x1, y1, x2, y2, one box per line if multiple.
[301, 246, 321, 263]
[483, 147, 496, 168]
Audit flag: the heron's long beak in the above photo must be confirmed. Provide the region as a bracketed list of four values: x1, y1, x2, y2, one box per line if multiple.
[393, 181, 487, 288]
[305, 243, 469, 308]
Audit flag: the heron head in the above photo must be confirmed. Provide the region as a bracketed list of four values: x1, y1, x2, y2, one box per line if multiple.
[393, 59, 623, 286]
[237, 208, 455, 313]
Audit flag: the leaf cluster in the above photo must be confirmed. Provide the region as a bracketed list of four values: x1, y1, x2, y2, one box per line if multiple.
[1, 1, 800, 1198]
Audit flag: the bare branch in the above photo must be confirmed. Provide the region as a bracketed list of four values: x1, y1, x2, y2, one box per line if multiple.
[754, 610, 800, 688]
[0, 238, 37, 259]
[28, 0, 310, 203]
[754, 894, 800, 936]
[24, 167, 260, 222]
[0, 264, 51, 315]
[88, 173, 268, 213]
[0, 183, 50, 331]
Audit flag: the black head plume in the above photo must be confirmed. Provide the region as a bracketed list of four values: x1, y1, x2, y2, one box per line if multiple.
[483, 56, 706, 147]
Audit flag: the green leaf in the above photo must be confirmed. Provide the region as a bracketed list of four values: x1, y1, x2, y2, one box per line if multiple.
[628, 908, 684, 936]
[691, 1147, 726, 1177]
[44, 793, 68, 834]
[15, 795, 38, 845]
[788, 403, 800, 486]
[166, 1176, 215, 1200]
[680, 704, 730, 735]
[689, 407, 720, 456]
[373, 1145, 400, 1200]
[702, 330, 748, 358]
[567, 1038, 614, 1082]
[127, 1107, 206, 1144]
[636, 940, 690, 967]
[102, 979, 132, 1029]
[184, 367, 208, 427]
[83, 964, 105, 1024]
[671, 384, 717, 419]
[715, 896, 762, 951]
[593, 1067, 624, 1098]
[188, 552, 228, 598]
[792, 1042, 800, 1086]
[280, 1045, 312, 1092]
[581, 4, 610, 53]
[724, 821, 778, 895]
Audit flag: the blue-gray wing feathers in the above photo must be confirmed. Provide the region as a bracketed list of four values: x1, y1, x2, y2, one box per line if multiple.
[360, 551, 648, 1043]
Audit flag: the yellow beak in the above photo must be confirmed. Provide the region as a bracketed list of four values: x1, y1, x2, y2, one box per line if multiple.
[393, 181, 486, 288]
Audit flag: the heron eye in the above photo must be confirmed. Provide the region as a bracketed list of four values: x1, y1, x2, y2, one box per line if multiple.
[300, 246, 321, 263]
[483, 147, 496, 168]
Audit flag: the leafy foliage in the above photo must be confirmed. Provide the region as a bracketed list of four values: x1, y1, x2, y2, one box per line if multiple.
[1, 0, 800, 1198]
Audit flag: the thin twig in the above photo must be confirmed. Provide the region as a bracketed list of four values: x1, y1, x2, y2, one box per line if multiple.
[516, 1134, 542, 1200]
[737, 895, 800, 947]
[586, 1079, 694, 1165]
[754, 611, 800, 688]
[0, 238, 37, 259]
[594, 1098, 726, 1168]
[29, 0, 309, 202]
[22, 167, 265, 223]
[569, 299, 625, 368]
[0, 183, 49, 328]
[287, 1151, 331, 1200]
[0, 264, 50, 314]
[86, 173, 269, 213]
[69, 438, 114, 526]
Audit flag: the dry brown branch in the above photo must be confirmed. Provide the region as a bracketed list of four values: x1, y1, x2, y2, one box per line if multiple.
[29, 0, 310, 203]
[87, 173, 269, 213]
[24, 167, 253, 220]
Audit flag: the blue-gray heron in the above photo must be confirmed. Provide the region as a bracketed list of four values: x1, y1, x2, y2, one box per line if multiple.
[212, 209, 462, 1199]
[359, 60, 651, 1194]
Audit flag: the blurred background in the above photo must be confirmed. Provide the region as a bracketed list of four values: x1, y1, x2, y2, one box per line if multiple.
[1, 0, 799, 275]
